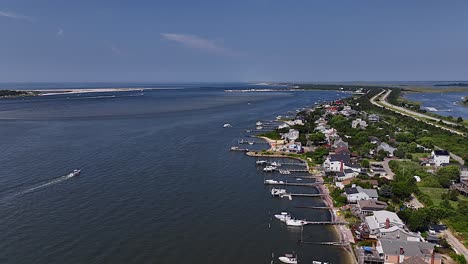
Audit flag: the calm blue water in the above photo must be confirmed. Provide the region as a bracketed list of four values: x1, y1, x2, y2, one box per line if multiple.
[403, 91, 468, 119]
[0, 83, 350, 264]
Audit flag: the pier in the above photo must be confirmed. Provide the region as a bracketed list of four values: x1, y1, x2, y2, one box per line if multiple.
[264, 181, 320, 187]
[294, 206, 331, 210]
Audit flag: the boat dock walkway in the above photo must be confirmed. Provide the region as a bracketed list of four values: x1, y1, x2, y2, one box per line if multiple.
[300, 241, 349, 246]
[294, 206, 331, 210]
[264, 181, 320, 187]
[304, 221, 348, 225]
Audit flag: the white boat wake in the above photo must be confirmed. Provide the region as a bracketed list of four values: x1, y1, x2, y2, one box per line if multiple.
[19, 173, 76, 195]
[2, 172, 80, 200]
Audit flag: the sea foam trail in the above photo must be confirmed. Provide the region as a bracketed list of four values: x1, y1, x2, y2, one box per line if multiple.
[1, 173, 78, 200]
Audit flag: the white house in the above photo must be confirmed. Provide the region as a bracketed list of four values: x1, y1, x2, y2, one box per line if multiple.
[323, 154, 351, 172]
[281, 129, 299, 141]
[352, 118, 368, 129]
[344, 186, 378, 203]
[431, 150, 450, 167]
[365, 210, 405, 236]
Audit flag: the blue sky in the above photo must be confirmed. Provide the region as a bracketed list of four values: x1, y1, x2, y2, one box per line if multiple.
[1, 0, 467, 82]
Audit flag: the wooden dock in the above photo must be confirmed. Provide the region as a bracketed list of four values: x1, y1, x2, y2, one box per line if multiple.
[289, 193, 326, 197]
[304, 221, 348, 225]
[264, 181, 320, 187]
[295, 206, 331, 210]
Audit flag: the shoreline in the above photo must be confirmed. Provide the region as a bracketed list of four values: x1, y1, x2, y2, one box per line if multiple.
[246, 137, 356, 263]
[27, 87, 181, 96]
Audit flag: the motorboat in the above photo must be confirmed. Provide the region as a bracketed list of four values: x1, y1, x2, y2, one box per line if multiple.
[270, 161, 281, 167]
[223, 123, 232, 128]
[256, 126, 263, 130]
[263, 166, 276, 172]
[264, 179, 278, 184]
[285, 219, 307, 226]
[274, 212, 291, 222]
[278, 254, 298, 264]
[248, 141, 255, 145]
[313, 261, 324, 264]
[68, 169, 81, 177]
[256, 160, 267, 165]
[256, 121, 263, 126]
[271, 188, 286, 196]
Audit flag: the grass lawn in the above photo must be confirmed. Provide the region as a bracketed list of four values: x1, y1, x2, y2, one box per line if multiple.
[419, 187, 468, 207]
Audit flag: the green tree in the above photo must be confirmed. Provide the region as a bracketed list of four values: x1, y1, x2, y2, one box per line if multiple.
[308, 132, 326, 144]
[457, 117, 463, 123]
[360, 159, 370, 168]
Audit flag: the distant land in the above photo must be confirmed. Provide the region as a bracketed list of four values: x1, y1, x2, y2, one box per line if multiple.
[434, 82, 468, 87]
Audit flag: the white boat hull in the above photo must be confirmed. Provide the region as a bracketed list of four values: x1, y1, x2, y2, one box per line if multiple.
[279, 256, 298, 264]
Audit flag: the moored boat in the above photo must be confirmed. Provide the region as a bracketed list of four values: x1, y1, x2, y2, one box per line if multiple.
[278, 254, 298, 264]
[285, 219, 307, 226]
[274, 212, 291, 222]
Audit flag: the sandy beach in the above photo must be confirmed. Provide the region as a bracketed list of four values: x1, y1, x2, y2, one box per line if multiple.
[28, 87, 181, 96]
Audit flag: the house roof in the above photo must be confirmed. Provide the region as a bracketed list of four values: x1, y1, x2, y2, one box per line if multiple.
[358, 200, 388, 211]
[402, 256, 431, 264]
[335, 146, 351, 154]
[373, 211, 404, 226]
[379, 239, 435, 257]
[329, 154, 351, 164]
[345, 187, 359, 195]
[362, 189, 378, 198]
[344, 169, 354, 174]
[433, 150, 449, 156]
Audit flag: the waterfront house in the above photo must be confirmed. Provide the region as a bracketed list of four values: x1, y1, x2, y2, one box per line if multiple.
[376, 239, 441, 264]
[283, 142, 302, 153]
[357, 200, 388, 215]
[430, 150, 450, 167]
[365, 211, 405, 236]
[378, 225, 422, 242]
[323, 153, 351, 172]
[281, 129, 299, 141]
[345, 186, 378, 203]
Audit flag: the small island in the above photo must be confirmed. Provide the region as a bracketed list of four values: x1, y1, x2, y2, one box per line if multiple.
[0, 90, 38, 98]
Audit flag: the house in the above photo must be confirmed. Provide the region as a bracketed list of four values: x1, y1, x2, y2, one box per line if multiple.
[430, 150, 450, 167]
[357, 200, 388, 215]
[336, 168, 359, 181]
[376, 239, 441, 264]
[345, 186, 378, 203]
[281, 129, 299, 141]
[369, 136, 381, 144]
[460, 167, 468, 182]
[352, 118, 368, 129]
[333, 138, 349, 149]
[335, 146, 351, 156]
[377, 142, 396, 157]
[379, 226, 422, 241]
[365, 210, 405, 236]
[283, 142, 302, 153]
[323, 153, 351, 172]
[368, 114, 380, 122]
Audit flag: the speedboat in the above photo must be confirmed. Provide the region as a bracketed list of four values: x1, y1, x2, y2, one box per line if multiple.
[274, 212, 291, 222]
[271, 188, 287, 196]
[264, 179, 279, 184]
[279, 254, 298, 264]
[68, 169, 81, 177]
[270, 161, 281, 167]
[223, 123, 231, 128]
[263, 166, 276, 172]
[286, 219, 307, 226]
